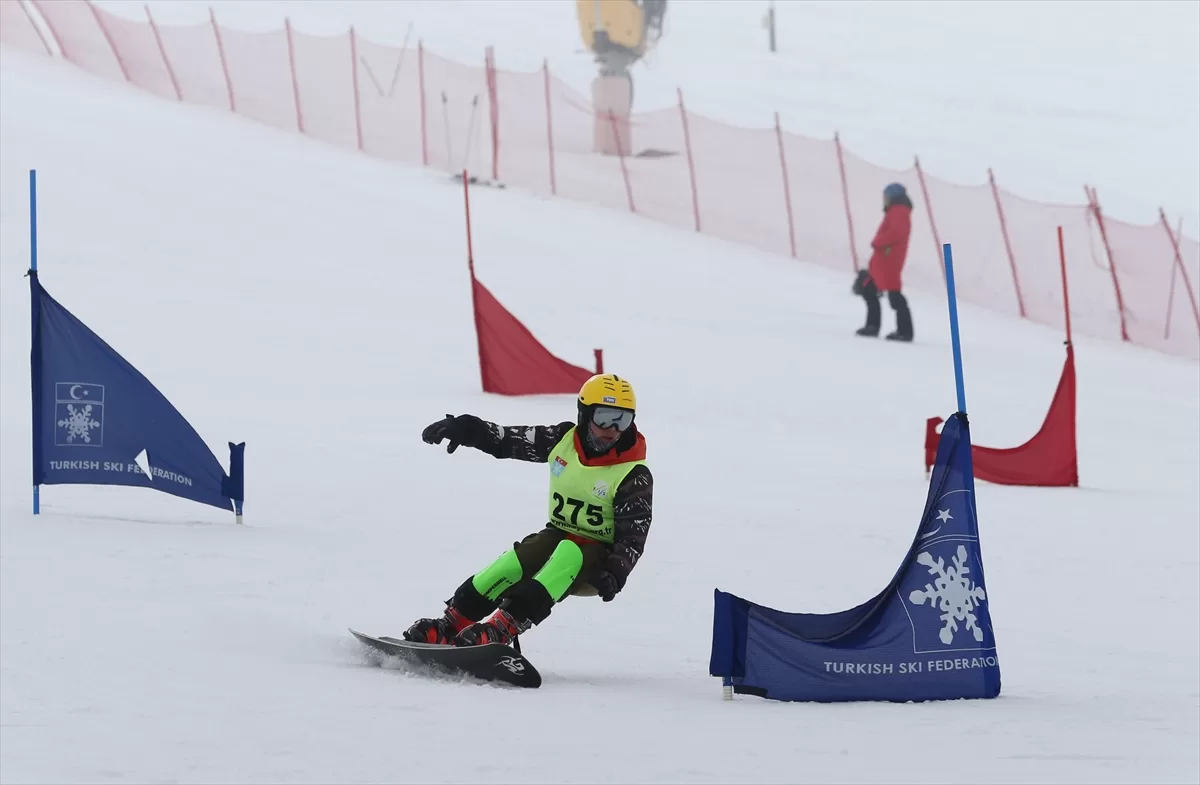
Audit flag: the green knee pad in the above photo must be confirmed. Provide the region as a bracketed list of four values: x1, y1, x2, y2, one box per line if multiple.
[471, 548, 523, 601]
[532, 540, 585, 602]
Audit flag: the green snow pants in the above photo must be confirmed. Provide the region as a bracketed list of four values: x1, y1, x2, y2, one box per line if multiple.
[450, 526, 609, 625]
[474, 526, 609, 602]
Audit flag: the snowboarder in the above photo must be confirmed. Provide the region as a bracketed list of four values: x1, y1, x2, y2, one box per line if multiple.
[855, 182, 914, 341]
[403, 373, 653, 647]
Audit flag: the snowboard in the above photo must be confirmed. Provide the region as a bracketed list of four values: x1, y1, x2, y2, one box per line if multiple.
[348, 628, 542, 689]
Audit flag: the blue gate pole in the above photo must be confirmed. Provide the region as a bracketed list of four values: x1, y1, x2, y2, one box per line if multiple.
[943, 243, 968, 415]
[29, 171, 39, 516]
[30, 169, 39, 515]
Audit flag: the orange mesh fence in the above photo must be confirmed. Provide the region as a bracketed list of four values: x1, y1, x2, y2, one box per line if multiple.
[8, 6, 1197, 360]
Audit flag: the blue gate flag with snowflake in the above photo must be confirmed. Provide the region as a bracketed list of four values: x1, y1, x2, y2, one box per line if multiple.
[709, 411, 1000, 702]
[29, 270, 244, 514]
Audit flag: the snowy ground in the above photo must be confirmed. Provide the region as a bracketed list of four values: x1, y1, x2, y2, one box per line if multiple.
[2, 3, 1199, 783]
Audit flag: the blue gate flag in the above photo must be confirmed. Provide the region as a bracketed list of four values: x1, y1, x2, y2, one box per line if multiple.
[709, 412, 1000, 702]
[30, 270, 244, 513]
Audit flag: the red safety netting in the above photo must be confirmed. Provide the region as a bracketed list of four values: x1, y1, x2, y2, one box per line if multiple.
[780, 130, 850, 267]
[91, 4, 175, 101]
[289, 25, 359, 150]
[1170, 229, 1200, 339]
[545, 71, 637, 216]
[217, 24, 293, 133]
[490, 63, 555, 196]
[148, 15, 227, 111]
[1097, 210, 1200, 358]
[913, 172, 1023, 320]
[686, 112, 791, 257]
[421, 48, 492, 177]
[354, 36, 422, 163]
[32, 0, 123, 80]
[9, 4, 1197, 361]
[0, 0, 51, 56]
[995, 192, 1120, 343]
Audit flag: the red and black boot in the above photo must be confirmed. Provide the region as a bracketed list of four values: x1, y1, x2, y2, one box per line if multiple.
[403, 577, 503, 645]
[455, 608, 531, 647]
[402, 605, 473, 645]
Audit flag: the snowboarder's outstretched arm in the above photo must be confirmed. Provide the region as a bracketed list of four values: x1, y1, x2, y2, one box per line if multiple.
[591, 464, 654, 601]
[421, 414, 573, 463]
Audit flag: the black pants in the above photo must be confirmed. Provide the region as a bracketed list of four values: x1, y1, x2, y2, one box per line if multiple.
[861, 279, 913, 338]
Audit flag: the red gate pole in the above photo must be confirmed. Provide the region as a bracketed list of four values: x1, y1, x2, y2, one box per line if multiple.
[775, 112, 796, 259]
[989, 168, 1026, 317]
[285, 18, 304, 133]
[211, 8, 235, 112]
[914, 156, 945, 286]
[610, 110, 636, 214]
[1086, 185, 1129, 342]
[1058, 225, 1073, 344]
[87, 1, 130, 82]
[1160, 207, 1200, 335]
[543, 59, 557, 196]
[834, 132, 859, 270]
[146, 5, 182, 101]
[418, 41, 428, 166]
[678, 88, 701, 233]
[349, 26, 364, 151]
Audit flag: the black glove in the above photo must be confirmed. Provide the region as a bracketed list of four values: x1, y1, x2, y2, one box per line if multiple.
[590, 571, 620, 602]
[852, 268, 872, 296]
[421, 414, 488, 454]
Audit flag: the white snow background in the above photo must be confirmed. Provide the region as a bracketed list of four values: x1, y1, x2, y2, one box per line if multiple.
[1, 2, 1197, 783]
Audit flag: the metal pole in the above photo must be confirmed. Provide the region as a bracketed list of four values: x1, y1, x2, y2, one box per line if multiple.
[943, 243, 968, 414]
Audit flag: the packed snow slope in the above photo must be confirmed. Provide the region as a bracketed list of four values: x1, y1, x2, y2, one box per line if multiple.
[1, 46, 1198, 785]
[95, 0, 1200, 236]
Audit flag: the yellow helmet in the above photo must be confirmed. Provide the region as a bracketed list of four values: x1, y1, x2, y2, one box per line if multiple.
[578, 373, 636, 412]
[577, 374, 637, 452]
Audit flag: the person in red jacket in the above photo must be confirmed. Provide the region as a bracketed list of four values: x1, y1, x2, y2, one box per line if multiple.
[855, 182, 914, 341]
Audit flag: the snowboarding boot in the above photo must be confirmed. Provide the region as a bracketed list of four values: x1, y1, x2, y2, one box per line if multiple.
[455, 609, 531, 647]
[402, 605, 474, 645]
[856, 325, 879, 338]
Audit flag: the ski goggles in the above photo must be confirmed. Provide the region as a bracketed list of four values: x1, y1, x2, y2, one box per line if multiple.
[591, 406, 634, 431]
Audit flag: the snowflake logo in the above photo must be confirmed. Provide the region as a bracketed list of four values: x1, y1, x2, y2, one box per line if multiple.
[57, 404, 101, 444]
[908, 545, 987, 645]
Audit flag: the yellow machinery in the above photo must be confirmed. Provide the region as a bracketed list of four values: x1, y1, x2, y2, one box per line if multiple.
[577, 0, 667, 155]
[577, 0, 667, 82]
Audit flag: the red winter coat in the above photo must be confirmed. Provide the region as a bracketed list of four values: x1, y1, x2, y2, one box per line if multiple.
[867, 204, 912, 291]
